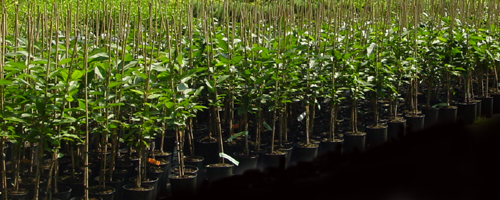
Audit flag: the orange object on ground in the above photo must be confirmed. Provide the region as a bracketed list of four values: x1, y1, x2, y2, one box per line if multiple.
[148, 158, 160, 166]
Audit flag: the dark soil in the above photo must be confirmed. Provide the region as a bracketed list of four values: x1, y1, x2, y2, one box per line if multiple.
[89, 186, 114, 194]
[184, 156, 203, 162]
[192, 115, 500, 200]
[153, 151, 172, 156]
[148, 165, 164, 173]
[295, 142, 319, 148]
[206, 163, 233, 168]
[170, 174, 196, 179]
[367, 124, 388, 129]
[124, 185, 153, 191]
[389, 116, 406, 123]
[198, 136, 218, 143]
[265, 150, 286, 156]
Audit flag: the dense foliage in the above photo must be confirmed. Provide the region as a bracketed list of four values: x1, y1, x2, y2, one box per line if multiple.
[1, 0, 500, 199]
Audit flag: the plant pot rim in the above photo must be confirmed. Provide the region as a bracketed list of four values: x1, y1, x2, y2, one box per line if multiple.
[294, 142, 319, 148]
[169, 173, 197, 179]
[171, 165, 199, 174]
[152, 151, 172, 156]
[321, 138, 344, 143]
[206, 163, 234, 168]
[388, 117, 406, 123]
[70, 196, 103, 200]
[89, 185, 116, 194]
[366, 124, 388, 129]
[41, 185, 72, 193]
[7, 188, 29, 195]
[197, 136, 218, 143]
[405, 113, 425, 118]
[264, 150, 286, 156]
[422, 106, 440, 110]
[457, 102, 477, 105]
[440, 105, 457, 109]
[122, 183, 154, 191]
[344, 131, 367, 136]
[94, 175, 125, 183]
[233, 151, 259, 158]
[184, 155, 204, 162]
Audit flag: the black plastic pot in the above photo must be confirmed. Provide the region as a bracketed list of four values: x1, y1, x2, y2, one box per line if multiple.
[20, 176, 46, 200]
[183, 155, 204, 185]
[232, 152, 259, 175]
[205, 163, 234, 183]
[40, 185, 72, 200]
[277, 144, 293, 167]
[93, 175, 124, 200]
[195, 137, 219, 165]
[168, 173, 197, 199]
[170, 165, 199, 175]
[129, 176, 159, 200]
[480, 96, 493, 118]
[438, 106, 457, 124]
[473, 99, 482, 117]
[223, 141, 242, 157]
[262, 151, 287, 170]
[251, 148, 268, 171]
[457, 102, 477, 125]
[147, 165, 167, 197]
[89, 185, 115, 200]
[122, 184, 154, 200]
[292, 143, 319, 164]
[58, 175, 84, 198]
[319, 138, 343, 156]
[152, 151, 172, 164]
[154, 133, 175, 153]
[70, 196, 103, 200]
[492, 93, 500, 114]
[6, 188, 29, 200]
[342, 131, 366, 154]
[365, 124, 388, 150]
[387, 118, 406, 140]
[405, 113, 425, 132]
[422, 107, 439, 129]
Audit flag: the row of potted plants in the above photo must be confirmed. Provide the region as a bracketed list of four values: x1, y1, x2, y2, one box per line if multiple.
[1, 0, 500, 199]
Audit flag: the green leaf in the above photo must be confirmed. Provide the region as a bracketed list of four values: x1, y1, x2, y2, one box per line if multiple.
[176, 54, 183, 66]
[58, 58, 73, 65]
[432, 103, 449, 108]
[230, 56, 244, 64]
[216, 75, 230, 83]
[0, 79, 13, 85]
[148, 94, 162, 99]
[165, 102, 174, 109]
[205, 79, 214, 91]
[226, 131, 248, 142]
[109, 81, 123, 88]
[130, 89, 144, 95]
[263, 121, 272, 131]
[5, 117, 25, 123]
[94, 66, 104, 79]
[177, 83, 189, 91]
[218, 37, 229, 52]
[6, 61, 27, 71]
[71, 70, 84, 80]
[89, 52, 109, 63]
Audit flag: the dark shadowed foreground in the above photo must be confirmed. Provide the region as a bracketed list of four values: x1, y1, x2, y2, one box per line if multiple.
[175, 116, 500, 200]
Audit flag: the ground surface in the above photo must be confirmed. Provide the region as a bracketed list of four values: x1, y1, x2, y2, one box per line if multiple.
[158, 114, 500, 200]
